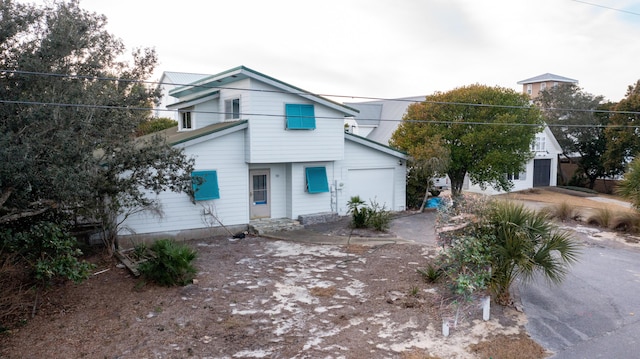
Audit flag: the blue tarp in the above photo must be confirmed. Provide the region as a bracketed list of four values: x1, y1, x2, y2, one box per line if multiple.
[426, 197, 442, 208]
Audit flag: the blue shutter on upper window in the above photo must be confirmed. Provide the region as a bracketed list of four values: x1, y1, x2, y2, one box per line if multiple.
[305, 167, 329, 193]
[192, 170, 220, 200]
[286, 104, 316, 129]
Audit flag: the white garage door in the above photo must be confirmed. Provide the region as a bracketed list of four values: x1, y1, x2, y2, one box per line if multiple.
[348, 168, 394, 209]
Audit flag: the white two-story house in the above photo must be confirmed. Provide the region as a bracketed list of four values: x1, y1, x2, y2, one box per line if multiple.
[346, 89, 563, 195]
[120, 66, 407, 240]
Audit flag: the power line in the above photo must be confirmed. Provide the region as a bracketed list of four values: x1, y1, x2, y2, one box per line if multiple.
[3, 98, 640, 129]
[3, 69, 637, 116]
[571, 0, 640, 16]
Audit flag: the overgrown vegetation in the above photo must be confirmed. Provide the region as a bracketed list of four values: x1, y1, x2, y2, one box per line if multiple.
[422, 196, 581, 306]
[138, 239, 197, 286]
[346, 196, 392, 231]
[0, 221, 94, 328]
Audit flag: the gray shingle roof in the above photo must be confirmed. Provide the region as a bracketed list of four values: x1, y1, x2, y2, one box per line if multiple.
[346, 96, 425, 145]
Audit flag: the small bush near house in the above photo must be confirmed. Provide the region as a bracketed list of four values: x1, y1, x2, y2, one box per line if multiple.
[346, 196, 392, 231]
[347, 196, 369, 228]
[367, 200, 392, 231]
[138, 239, 197, 286]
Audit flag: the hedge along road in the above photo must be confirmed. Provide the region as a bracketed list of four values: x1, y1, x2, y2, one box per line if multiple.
[519, 225, 640, 359]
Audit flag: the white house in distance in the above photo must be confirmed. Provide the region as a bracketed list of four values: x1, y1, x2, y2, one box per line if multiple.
[121, 66, 407, 240]
[346, 77, 565, 195]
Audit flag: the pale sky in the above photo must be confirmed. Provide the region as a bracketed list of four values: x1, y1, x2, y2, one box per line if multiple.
[25, 0, 640, 102]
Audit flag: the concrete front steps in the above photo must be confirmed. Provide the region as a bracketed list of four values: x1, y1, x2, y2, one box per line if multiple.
[249, 212, 340, 235]
[249, 218, 304, 235]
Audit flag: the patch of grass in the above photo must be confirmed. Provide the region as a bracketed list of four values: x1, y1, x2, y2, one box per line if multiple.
[609, 212, 640, 233]
[541, 202, 582, 222]
[309, 286, 337, 297]
[468, 332, 549, 359]
[558, 186, 599, 194]
[345, 244, 368, 255]
[409, 286, 420, 297]
[417, 263, 443, 283]
[587, 208, 613, 228]
[402, 350, 441, 359]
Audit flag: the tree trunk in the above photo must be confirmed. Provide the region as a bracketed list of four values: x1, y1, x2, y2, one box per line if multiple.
[419, 178, 431, 213]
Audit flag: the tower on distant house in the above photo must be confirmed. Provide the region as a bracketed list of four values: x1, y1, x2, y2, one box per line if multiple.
[517, 73, 578, 99]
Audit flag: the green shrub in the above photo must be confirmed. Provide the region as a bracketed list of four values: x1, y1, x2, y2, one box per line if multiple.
[417, 263, 443, 283]
[1, 222, 93, 285]
[347, 196, 369, 228]
[138, 239, 197, 286]
[367, 200, 391, 231]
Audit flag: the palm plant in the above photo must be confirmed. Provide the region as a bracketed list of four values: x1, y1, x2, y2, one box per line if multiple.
[617, 157, 640, 210]
[481, 201, 581, 305]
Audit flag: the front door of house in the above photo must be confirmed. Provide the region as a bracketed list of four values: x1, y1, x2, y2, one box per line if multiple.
[250, 169, 270, 219]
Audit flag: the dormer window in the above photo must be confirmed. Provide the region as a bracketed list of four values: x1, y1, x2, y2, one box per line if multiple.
[532, 136, 546, 152]
[180, 110, 192, 130]
[225, 98, 240, 120]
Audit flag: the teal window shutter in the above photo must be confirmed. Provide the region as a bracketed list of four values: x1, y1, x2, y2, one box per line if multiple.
[286, 104, 316, 129]
[192, 170, 220, 200]
[305, 167, 329, 193]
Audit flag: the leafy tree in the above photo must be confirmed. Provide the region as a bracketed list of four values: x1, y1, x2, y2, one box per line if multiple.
[604, 80, 640, 176]
[479, 201, 580, 305]
[136, 117, 178, 136]
[616, 157, 640, 210]
[0, 0, 194, 254]
[391, 84, 542, 196]
[404, 137, 450, 210]
[535, 84, 610, 189]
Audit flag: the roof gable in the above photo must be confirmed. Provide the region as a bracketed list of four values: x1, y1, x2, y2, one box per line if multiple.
[169, 66, 359, 116]
[345, 132, 407, 159]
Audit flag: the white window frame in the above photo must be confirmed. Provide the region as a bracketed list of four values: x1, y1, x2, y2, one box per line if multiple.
[540, 82, 547, 91]
[180, 109, 193, 131]
[224, 98, 240, 120]
[526, 84, 532, 95]
[533, 136, 546, 152]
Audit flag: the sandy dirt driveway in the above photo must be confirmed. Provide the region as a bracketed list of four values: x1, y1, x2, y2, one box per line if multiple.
[0, 235, 528, 359]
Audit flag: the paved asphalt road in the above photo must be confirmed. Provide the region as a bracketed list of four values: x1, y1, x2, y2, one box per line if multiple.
[519, 238, 640, 358]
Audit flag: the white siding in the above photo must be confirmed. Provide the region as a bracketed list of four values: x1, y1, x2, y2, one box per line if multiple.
[289, 162, 334, 218]
[119, 130, 249, 235]
[192, 99, 221, 129]
[246, 80, 344, 163]
[335, 140, 406, 214]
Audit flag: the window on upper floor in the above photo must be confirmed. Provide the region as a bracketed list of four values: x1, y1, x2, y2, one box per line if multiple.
[192, 170, 220, 201]
[180, 110, 193, 130]
[305, 166, 329, 193]
[286, 104, 316, 130]
[540, 82, 547, 91]
[532, 136, 546, 152]
[526, 84, 532, 95]
[224, 98, 240, 120]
